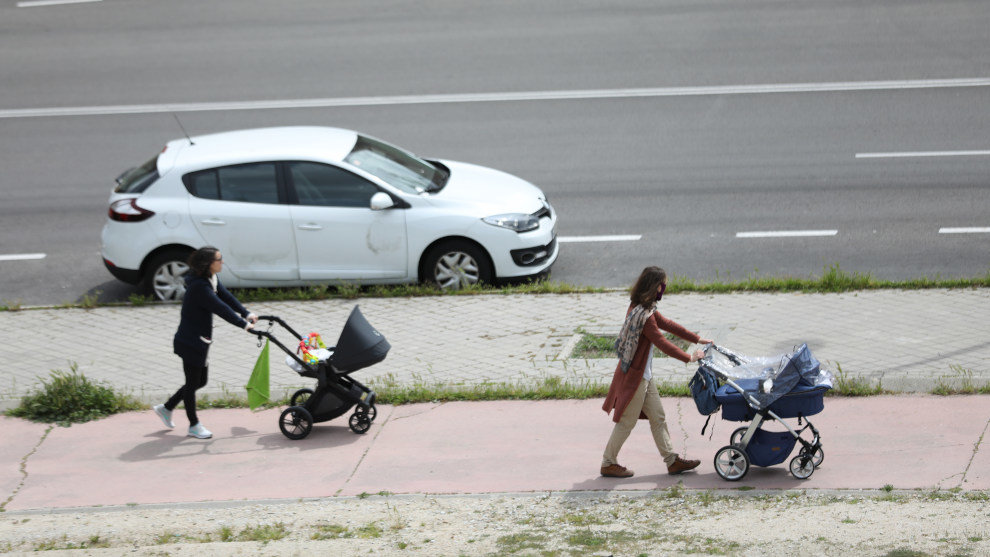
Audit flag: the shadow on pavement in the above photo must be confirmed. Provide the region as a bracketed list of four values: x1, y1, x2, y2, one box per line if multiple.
[119, 424, 363, 462]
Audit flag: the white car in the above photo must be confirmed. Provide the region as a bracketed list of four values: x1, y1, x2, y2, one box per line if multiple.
[101, 126, 558, 301]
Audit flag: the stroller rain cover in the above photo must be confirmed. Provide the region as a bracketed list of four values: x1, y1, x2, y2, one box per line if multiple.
[702, 344, 834, 410]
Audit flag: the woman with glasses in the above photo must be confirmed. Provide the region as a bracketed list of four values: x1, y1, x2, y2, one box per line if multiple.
[153, 247, 258, 439]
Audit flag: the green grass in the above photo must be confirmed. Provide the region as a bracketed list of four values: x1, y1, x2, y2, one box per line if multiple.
[236, 523, 288, 543]
[5, 363, 144, 425]
[4, 263, 988, 312]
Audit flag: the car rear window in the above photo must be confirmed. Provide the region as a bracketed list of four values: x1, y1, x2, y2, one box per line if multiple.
[114, 156, 159, 194]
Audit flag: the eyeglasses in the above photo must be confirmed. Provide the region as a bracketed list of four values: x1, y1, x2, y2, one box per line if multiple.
[214, 256, 223, 262]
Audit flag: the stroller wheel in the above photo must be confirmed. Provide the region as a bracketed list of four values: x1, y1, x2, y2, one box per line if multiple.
[290, 388, 314, 408]
[714, 445, 750, 481]
[349, 412, 372, 434]
[790, 454, 815, 479]
[802, 446, 824, 467]
[279, 406, 313, 440]
[356, 404, 378, 423]
[730, 427, 748, 446]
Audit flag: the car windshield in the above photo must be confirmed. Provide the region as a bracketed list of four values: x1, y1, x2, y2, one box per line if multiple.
[344, 135, 448, 194]
[114, 156, 159, 194]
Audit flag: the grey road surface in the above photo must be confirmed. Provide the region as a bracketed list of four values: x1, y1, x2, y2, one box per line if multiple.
[1, 0, 988, 305]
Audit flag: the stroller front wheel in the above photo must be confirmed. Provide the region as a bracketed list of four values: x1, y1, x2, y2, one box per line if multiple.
[714, 445, 749, 481]
[356, 404, 378, 423]
[349, 412, 372, 434]
[279, 406, 314, 440]
[789, 454, 815, 479]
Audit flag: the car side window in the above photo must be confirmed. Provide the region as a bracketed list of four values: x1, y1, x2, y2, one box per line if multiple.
[288, 162, 380, 208]
[218, 163, 279, 204]
[185, 171, 220, 200]
[183, 163, 279, 204]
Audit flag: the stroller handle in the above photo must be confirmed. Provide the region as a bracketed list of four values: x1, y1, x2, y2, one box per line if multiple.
[254, 315, 306, 341]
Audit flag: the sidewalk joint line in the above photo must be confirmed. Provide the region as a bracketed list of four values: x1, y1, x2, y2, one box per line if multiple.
[335, 405, 395, 496]
[958, 414, 989, 488]
[1, 424, 53, 512]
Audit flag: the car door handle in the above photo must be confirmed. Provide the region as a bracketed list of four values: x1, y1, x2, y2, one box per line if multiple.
[297, 223, 323, 231]
[200, 218, 226, 226]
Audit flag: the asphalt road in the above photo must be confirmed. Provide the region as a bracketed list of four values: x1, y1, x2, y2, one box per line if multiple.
[1, 0, 988, 305]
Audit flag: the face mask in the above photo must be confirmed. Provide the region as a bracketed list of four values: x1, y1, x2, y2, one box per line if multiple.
[656, 283, 666, 302]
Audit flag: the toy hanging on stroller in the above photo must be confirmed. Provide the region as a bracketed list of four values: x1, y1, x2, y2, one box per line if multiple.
[690, 343, 833, 481]
[250, 305, 390, 440]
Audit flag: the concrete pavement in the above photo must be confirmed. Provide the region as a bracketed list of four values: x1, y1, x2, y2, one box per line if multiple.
[2, 289, 989, 408]
[1, 395, 988, 512]
[0, 289, 988, 512]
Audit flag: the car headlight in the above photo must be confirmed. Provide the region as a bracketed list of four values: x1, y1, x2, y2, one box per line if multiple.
[482, 213, 540, 232]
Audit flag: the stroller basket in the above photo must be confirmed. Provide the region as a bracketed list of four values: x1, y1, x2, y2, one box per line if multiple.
[716, 380, 827, 422]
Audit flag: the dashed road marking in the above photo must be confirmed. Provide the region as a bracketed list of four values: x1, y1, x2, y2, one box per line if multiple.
[0, 253, 46, 261]
[939, 227, 990, 234]
[856, 150, 990, 158]
[736, 230, 838, 238]
[558, 235, 642, 243]
[17, 0, 101, 7]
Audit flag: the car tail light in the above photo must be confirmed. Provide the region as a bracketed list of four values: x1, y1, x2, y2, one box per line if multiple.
[108, 198, 155, 222]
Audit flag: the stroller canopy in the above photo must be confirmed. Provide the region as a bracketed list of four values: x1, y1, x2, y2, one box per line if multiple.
[701, 344, 833, 410]
[329, 305, 391, 373]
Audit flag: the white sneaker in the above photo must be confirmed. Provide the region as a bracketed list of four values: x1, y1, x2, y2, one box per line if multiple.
[153, 404, 174, 429]
[188, 423, 212, 439]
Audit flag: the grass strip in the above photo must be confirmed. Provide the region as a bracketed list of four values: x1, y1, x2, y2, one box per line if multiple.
[2, 263, 988, 312]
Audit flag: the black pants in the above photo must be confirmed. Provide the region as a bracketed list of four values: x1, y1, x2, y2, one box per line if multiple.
[164, 360, 209, 426]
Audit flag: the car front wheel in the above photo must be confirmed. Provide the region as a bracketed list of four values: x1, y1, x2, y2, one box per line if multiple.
[423, 240, 492, 290]
[144, 250, 192, 301]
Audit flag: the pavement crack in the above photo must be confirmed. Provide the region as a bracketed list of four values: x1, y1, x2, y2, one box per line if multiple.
[957, 413, 990, 488]
[335, 405, 395, 496]
[1, 423, 53, 512]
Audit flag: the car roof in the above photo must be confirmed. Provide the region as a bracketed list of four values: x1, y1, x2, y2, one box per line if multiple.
[158, 126, 359, 175]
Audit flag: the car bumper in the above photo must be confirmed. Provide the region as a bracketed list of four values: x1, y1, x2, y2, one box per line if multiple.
[102, 257, 142, 284]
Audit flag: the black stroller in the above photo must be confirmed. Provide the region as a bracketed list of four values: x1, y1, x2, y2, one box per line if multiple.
[251, 305, 389, 440]
[692, 343, 832, 481]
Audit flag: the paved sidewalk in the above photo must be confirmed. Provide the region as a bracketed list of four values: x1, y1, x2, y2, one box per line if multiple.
[2, 395, 988, 511]
[1, 289, 988, 408]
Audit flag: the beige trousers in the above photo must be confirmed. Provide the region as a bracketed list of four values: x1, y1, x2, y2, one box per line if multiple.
[602, 377, 677, 467]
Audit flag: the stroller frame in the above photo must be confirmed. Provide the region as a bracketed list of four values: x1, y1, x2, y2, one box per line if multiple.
[253, 315, 379, 440]
[704, 345, 825, 481]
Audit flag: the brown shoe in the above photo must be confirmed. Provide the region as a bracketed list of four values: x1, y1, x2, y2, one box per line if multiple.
[600, 464, 634, 478]
[667, 456, 701, 475]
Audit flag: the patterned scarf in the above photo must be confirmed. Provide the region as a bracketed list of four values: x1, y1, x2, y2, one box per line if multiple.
[615, 302, 656, 373]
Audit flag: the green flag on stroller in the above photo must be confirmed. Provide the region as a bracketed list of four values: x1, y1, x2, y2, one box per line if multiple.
[246, 339, 271, 410]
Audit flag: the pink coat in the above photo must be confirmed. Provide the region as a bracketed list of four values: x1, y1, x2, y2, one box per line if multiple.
[602, 306, 700, 423]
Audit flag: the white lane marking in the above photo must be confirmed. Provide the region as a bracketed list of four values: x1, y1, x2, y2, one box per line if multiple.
[939, 227, 990, 234]
[0, 253, 46, 261]
[558, 235, 642, 243]
[736, 230, 838, 238]
[18, 0, 101, 7]
[2, 78, 990, 119]
[856, 150, 990, 158]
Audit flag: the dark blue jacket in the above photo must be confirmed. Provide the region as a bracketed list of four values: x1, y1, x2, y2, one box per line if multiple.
[173, 274, 249, 366]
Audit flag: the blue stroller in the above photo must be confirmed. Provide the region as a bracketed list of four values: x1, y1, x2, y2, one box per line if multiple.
[692, 344, 833, 481]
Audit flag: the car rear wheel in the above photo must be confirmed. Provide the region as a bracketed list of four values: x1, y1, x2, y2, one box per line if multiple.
[144, 250, 192, 301]
[423, 240, 492, 290]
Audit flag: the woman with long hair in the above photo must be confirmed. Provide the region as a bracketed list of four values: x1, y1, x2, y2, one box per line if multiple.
[600, 266, 713, 477]
[153, 247, 258, 439]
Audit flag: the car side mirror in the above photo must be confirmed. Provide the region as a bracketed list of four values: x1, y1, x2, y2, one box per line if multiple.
[370, 192, 395, 210]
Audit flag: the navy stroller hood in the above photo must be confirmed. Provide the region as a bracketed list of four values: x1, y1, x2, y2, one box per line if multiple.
[329, 305, 391, 373]
[700, 344, 833, 410]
